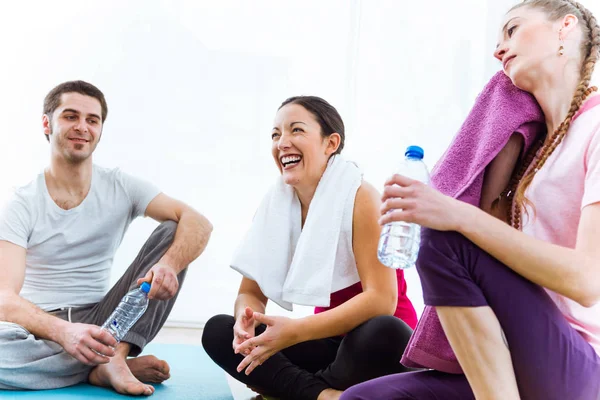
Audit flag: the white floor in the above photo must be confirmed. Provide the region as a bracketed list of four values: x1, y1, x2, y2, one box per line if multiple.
[153, 327, 260, 400]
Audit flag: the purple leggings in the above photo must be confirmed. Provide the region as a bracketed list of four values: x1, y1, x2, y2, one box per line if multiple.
[341, 229, 600, 400]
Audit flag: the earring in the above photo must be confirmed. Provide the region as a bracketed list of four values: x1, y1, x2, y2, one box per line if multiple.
[558, 31, 565, 56]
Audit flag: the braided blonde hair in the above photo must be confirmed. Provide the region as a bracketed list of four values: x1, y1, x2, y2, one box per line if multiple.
[502, 0, 600, 228]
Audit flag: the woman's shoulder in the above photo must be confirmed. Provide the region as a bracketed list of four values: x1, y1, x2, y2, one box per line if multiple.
[352, 181, 382, 222]
[356, 181, 381, 204]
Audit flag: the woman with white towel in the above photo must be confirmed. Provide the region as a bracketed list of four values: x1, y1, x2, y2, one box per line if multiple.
[202, 96, 417, 400]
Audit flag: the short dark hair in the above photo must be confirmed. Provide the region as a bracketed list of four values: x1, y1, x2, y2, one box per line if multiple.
[43, 80, 108, 141]
[278, 96, 345, 155]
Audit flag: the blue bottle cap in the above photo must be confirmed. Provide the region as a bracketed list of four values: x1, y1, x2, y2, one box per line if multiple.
[140, 282, 151, 294]
[405, 145, 424, 159]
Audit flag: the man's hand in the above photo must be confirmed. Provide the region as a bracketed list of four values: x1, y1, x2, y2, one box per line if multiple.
[57, 322, 117, 366]
[137, 263, 179, 300]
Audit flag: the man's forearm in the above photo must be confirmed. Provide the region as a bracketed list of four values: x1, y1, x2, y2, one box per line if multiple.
[0, 291, 67, 343]
[159, 209, 212, 273]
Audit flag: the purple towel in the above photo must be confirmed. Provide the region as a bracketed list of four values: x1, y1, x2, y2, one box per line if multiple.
[401, 71, 545, 374]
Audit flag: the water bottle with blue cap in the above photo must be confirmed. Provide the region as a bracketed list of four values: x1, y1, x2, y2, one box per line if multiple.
[101, 282, 151, 343]
[378, 145, 430, 269]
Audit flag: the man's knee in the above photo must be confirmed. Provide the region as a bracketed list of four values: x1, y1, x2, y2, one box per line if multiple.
[146, 220, 178, 250]
[0, 321, 30, 341]
[156, 220, 178, 238]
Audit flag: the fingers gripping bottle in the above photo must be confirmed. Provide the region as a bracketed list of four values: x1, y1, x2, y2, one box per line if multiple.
[101, 282, 151, 342]
[377, 146, 430, 269]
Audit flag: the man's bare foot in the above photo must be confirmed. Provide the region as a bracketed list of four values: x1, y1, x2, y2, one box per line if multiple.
[127, 355, 171, 383]
[89, 356, 155, 396]
[317, 388, 343, 400]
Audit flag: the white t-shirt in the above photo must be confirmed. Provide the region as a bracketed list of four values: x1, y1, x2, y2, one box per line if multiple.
[0, 165, 161, 311]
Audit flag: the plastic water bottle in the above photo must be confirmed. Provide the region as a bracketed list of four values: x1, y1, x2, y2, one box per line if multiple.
[378, 145, 430, 269]
[101, 282, 151, 342]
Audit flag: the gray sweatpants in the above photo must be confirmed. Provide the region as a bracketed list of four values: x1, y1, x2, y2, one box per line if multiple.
[0, 221, 188, 390]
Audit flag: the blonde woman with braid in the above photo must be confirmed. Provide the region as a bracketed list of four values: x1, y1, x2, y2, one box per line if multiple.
[340, 1, 600, 399]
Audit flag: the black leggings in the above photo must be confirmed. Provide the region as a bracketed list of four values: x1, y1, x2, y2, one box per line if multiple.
[201, 314, 414, 400]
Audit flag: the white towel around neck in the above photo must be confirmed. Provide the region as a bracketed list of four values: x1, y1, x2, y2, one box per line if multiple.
[230, 155, 363, 311]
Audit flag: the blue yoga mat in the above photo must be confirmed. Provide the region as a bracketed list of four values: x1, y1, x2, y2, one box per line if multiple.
[0, 343, 233, 399]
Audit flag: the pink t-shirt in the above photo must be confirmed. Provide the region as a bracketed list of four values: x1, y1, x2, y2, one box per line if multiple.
[522, 94, 600, 355]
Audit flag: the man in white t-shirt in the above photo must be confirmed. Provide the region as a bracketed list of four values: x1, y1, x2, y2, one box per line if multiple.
[0, 81, 213, 395]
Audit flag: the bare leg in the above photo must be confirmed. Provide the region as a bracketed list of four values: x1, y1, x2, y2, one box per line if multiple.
[437, 306, 520, 400]
[89, 342, 162, 396]
[318, 388, 343, 400]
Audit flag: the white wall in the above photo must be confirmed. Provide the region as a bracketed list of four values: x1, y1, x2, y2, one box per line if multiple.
[1, 0, 597, 326]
